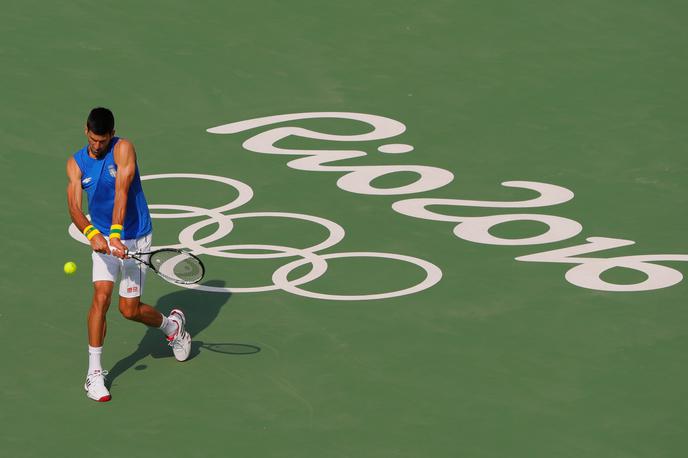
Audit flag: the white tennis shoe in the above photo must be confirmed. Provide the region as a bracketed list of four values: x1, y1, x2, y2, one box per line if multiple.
[84, 369, 111, 402]
[167, 309, 192, 361]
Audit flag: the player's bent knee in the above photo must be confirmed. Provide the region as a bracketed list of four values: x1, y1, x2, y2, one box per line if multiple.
[118, 297, 141, 321]
[119, 304, 139, 320]
[120, 308, 139, 320]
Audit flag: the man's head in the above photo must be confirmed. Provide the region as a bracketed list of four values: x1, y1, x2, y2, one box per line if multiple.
[85, 107, 115, 157]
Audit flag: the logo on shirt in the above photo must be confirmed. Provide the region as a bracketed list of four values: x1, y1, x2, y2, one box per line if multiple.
[82, 177, 92, 185]
[108, 165, 117, 178]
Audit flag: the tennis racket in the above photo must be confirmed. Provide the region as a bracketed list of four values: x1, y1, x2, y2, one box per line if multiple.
[126, 248, 205, 285]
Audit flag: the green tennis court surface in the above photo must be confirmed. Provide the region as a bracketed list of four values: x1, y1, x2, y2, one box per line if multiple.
[2, 1, 687, 457]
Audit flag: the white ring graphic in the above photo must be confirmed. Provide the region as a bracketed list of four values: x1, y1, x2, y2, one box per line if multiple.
[272, 252, 442, 301]
[143, 173, 253, 218]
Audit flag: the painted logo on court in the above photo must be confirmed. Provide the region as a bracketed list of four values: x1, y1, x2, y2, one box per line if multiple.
[68, 173, 442, 301]
[207, 112, 688, 293]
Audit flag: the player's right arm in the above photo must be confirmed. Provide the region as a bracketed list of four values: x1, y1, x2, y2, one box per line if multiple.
[66, 157, 110, 255]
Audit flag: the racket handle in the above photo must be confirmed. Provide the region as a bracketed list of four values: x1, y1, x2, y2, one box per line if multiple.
[112, 246, 130, 257]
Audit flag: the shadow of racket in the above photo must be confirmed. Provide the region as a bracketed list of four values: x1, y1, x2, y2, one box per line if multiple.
[197, 341, 261, 355]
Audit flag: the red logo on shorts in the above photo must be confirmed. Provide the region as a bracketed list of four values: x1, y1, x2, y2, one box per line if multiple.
[127, 287, 138, 293]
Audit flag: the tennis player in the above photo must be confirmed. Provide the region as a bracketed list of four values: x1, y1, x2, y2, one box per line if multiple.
[66, 107, 192, 402]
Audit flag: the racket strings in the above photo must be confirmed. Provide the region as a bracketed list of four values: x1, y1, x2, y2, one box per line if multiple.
[149, 250, 204, 284]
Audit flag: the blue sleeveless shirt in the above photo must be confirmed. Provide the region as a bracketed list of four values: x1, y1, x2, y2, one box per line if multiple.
[73, 137, 152, 239]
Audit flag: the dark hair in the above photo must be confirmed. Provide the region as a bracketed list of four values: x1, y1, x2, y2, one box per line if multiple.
[86, 107, 115, 135]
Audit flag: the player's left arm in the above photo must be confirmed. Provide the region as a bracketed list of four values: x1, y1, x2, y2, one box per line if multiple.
[110, 139, 137, 258]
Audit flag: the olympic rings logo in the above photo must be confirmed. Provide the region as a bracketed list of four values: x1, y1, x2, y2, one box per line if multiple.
[68, 173, 443, 301]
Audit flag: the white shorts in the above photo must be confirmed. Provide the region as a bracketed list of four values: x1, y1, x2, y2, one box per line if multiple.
[92, 233, 152, 298]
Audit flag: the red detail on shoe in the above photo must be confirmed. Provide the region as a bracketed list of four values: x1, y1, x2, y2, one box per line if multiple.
[166, 320, 180, 341]
[98, 395, 112, 402]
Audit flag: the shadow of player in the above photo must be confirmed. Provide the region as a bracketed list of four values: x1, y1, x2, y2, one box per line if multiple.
[107, 279, 231, 387]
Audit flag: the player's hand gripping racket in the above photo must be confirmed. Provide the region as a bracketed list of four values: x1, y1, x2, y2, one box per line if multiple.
[125, 248, 205, 285]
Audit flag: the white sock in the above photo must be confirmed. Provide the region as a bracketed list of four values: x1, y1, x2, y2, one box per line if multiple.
[159, 314, 178, 337]
[88, 345, 103, 373]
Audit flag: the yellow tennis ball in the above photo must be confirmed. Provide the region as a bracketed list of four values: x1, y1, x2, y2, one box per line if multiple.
[64, 261, 77, 275]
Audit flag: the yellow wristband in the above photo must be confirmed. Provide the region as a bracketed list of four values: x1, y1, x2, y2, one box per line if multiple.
[83, 225, 100, 240]
[110, 224, 123, 239]
[86, 228, 101, 240]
